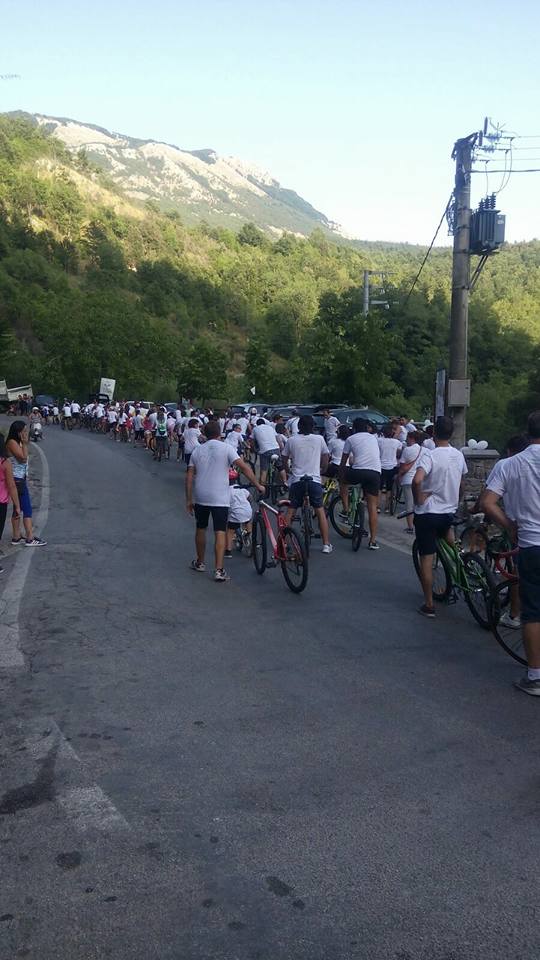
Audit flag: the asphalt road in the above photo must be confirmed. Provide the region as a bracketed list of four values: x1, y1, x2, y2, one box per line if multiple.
[0, 423, 538, 960]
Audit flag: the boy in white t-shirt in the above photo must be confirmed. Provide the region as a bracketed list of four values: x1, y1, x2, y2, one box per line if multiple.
[225, 474, 253, 558]
[412, 416, 467, 617]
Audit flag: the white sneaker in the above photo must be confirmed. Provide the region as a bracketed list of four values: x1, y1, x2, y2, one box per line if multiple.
[322, 544, 333, 554]
[500, 611, 521, 629]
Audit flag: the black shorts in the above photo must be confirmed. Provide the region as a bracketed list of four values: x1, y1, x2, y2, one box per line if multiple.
[344, 467, 381, 497]
[381, 467, 398, 491]
[414, 513, 454, 556]
[289, 479, 324, 509]
[518, 547, 540, 624]
[194, 504, 228, 532]
[325, 462, 339, 478]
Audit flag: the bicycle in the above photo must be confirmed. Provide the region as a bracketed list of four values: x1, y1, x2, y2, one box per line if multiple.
[234, 526, 253, 557]
[329, 483, 366, 552]
[388, 476, 404, 516]
[252, 497, 308, 594]
[266, 454, 287, 505]
[322, 476, 339, 513]
[487, 547, 525, 664]
[401, 511, 496, 628]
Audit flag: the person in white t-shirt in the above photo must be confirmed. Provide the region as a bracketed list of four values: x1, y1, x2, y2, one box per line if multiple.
[482, 411, 540, 696]
[422, 423, 436, 450]
[225, 474, 254, 557]
[183, 420, 202, 466]
[225, 424, 243, 455]
[186, 421, 263, 581]
[282, 415, 332, 553]
[62, 401, 72, 427]
[70, 400, 81, 425]
[339, 419, 382, 549]
[377, 423, 403, 513]
[412, 416, 468, 617]
[252, 419, 279, 485]
[322, 408, 340, 443]
[286, 411, 300, 435]
[398, 431, 421, 533]
[326, 424, 351, 479]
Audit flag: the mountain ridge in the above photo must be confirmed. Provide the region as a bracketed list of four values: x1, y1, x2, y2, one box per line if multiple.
[10, 111, 342, 239]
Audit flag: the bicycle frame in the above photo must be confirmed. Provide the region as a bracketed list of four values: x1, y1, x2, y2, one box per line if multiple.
[437, 537, 479, 595]
[258, 500, 289, 561]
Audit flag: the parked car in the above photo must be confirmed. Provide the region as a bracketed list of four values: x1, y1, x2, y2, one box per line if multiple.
[335, 407, 390, 431]
[34, 394, 56, 409]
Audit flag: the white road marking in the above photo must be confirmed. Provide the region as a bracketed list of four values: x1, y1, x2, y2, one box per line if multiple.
[0, 442, 50, 670]
[375, 534, 413, 556]
[22, 719, 130, 832]
[58, 786, 129, 832]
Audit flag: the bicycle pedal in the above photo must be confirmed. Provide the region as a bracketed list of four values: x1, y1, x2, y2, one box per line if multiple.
[266, 559, 277, 568]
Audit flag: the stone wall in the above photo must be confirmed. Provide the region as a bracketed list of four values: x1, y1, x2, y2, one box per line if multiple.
[462, 449, 500, 501]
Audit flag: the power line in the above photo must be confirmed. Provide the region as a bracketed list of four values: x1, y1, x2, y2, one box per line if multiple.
[471, 167, 540, 174]
[403, 195, 453, 307]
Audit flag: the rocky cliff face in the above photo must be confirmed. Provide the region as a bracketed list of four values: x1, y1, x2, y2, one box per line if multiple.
[26, 113, 341, 238]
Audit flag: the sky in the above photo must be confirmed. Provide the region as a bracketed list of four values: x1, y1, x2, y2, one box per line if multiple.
[1, 0, 539, 244]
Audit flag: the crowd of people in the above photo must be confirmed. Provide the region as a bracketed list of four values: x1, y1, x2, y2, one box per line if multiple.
[3, 395, 540, 697]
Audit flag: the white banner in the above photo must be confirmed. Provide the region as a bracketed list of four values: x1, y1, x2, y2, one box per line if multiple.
[99, 377, 116, 400]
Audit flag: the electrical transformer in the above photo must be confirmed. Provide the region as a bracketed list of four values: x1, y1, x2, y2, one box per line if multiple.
[469, 194, 506, 255]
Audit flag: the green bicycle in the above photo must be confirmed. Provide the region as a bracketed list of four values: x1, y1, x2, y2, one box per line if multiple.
[266, 454, 287, 505]
[411, 525, 496, 628]
[329, 483, 366, 552]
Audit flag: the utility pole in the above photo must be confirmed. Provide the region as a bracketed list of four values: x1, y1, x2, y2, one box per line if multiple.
[448, 133, 476, 448]
[362, 270, 370, 316]
[362, 270, 393, 315]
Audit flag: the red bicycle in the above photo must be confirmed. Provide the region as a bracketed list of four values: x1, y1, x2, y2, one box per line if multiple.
[487, 545, 525, 664]
[252, 497, 308, 593]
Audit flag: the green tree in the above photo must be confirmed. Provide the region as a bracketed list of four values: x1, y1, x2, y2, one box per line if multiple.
[244, 331, 271, 397]
[238, 222, 265, 247]
[176, 338, 228, 405]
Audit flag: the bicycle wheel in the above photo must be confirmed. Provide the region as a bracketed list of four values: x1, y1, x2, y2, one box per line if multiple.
[352, 500, 366, 552]
[461, 552, 497, 629]
[252, 515, 267, 575]
[412, 540, 452, 602]
[329, 495, 353, 539]
[460, 524, 489, 561]
[388, 480, 399, 516]
[234, 531, 244, 553]
[488, 579, 526, 665]
[280, 527, 308, 594]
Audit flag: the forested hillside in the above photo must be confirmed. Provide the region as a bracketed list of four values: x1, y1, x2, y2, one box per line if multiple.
[0, 115, 539, 448]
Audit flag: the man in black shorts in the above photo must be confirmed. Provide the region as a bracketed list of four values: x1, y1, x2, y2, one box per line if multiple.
[412, 416, 467, 617]
[339, 418, 382, 550]
[482, 410, 540, 695]
[282, 415, 332, 553]
[186, 421, 263, 581]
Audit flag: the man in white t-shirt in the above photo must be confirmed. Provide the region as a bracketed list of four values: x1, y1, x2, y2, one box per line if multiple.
[412, 416, 468, 617]
[339, 418, 382, 549]
[482, 411, 540, 696]
[70, 400, 81, 425]
[322, 408, 340, 443]
[286, 411, 300, 435]
[398, 430, 421, 533]
[377, 423, 402, 513]
[252, 419, 279, 486]
[62, 401, 72, 426]
[186, 421, 263, 581]
[282, 415, 332, 553]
